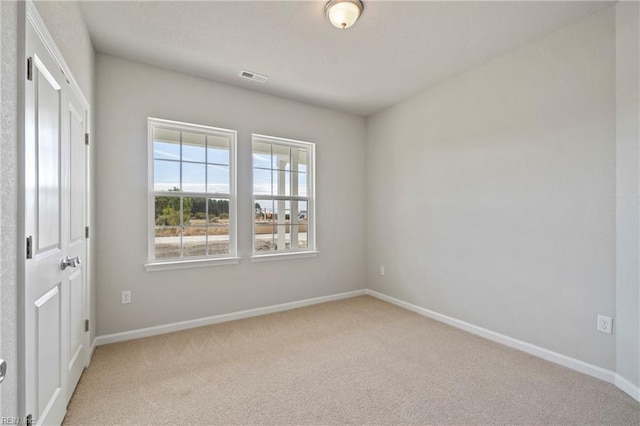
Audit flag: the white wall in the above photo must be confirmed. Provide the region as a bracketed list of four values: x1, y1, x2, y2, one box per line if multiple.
[366, 9, 617, 370]
[615, 0, 640, 389]
[95, 54, 366, 336]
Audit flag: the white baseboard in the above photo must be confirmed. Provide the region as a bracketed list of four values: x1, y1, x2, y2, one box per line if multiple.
[615, 373, 640, 402]
[365, 289, 628, 391]
[95, 289, 366, 346]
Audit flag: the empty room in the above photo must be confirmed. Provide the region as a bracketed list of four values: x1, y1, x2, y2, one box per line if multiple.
[1, 0, 639, 424]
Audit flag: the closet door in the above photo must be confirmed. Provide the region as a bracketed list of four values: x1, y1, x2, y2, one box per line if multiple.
[24, 12, 89, 425]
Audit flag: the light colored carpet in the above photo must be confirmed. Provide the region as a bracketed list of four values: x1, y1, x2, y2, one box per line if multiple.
[64, 296, 639, 425]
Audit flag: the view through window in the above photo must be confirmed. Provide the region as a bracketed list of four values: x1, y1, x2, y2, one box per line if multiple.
[252, 134, 315, 254]
[149, 118, 236, 261]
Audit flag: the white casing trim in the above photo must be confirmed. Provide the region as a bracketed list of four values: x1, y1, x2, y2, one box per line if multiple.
[95, 289, 366, 346]
[365, 289, 639, 402]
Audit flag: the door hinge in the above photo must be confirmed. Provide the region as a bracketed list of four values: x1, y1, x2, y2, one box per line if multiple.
[85, 226, 90, 239]
[26, 414, 33, 426]
[85, 319, 89, 332]
[27, 57, 33, 81]
[26, 236, 33, 259]
[85, 133, 89, 145]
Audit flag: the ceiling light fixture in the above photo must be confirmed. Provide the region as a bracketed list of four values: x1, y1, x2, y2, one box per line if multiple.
[325, 0, 364, 29]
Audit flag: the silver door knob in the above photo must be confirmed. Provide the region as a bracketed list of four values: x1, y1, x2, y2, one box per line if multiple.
[60, 256, 81, 270]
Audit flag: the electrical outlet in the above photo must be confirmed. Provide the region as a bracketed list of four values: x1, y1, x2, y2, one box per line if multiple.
[597, 315, 612, 334]
[380, 266, 385, 276]
[121, 290, 131, 305]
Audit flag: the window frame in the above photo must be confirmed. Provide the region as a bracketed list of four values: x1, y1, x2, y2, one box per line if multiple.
[145, 118, 239, 271]
[250, 133, 317, 261]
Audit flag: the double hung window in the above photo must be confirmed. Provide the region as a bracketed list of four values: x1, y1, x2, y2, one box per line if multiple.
[252, 134, 315, 256]
[147, 118, 237, 268]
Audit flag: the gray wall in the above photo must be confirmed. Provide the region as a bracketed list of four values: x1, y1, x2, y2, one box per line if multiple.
[615, 0, 640, 388]
[0, 0, 94, 417]
[366, 9, 617, 370]
[95, 54, 366, 336]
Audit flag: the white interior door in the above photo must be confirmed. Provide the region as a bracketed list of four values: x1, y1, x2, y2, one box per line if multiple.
[24, 16, 88, 426]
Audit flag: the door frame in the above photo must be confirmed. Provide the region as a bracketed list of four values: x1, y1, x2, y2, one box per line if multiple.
[18, 0, 92, 418]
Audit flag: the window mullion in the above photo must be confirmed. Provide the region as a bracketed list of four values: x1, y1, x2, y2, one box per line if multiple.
[205, 134, 209, 256]
[205, 196, 209, 256]
[179, 131, 184, 257]
[179, 195, 184, 258]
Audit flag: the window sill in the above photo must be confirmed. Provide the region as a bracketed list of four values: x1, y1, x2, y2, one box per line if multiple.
[145, 257, 242, 272]
[250, 251, 319, 263]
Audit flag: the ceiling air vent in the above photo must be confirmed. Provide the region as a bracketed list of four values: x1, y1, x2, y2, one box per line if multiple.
[239, 70, 268, 83]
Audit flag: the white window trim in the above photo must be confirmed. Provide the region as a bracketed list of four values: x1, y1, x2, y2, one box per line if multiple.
[251, 133, 317, 260]
[250, 251, 319, 263]
[146, 118, 238, 269]
[145, 256, 241, 272]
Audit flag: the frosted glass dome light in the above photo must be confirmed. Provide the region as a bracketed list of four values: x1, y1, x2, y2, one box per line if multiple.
[325, 0, 364, 29]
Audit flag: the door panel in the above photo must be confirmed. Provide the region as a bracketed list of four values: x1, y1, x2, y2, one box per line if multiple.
[35, 285, 62, 418]
[68, 270, 83, 369]
[66, 263, 84, 395]
[69, 104, 84, 244]
[35, 58, 61, 253]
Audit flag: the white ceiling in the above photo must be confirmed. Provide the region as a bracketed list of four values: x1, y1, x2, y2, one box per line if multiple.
[80, 1, 615, 117]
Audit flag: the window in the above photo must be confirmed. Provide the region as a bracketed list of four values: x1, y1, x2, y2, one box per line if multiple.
[252, 134, 316, 259]
[147, 118, 238, 270]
